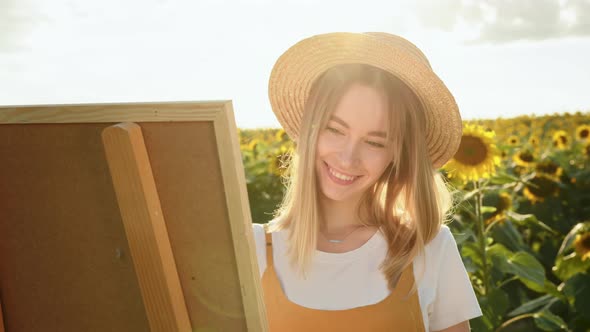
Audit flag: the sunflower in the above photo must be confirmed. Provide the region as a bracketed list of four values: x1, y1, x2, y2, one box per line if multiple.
[507, 135, 520, 146]
[552, 130, 569, 150]
[528, 135, 540, 147]
[523, 173, 560, 204]
[573, 232, 590, 261]
[275, 129, 290, 142]
[513, 149, 535, 167]
[535, 159, 563, 179]
[443, 124, 501, 183]
[576, 124, 590, 142]
[485, 192, 512, 225]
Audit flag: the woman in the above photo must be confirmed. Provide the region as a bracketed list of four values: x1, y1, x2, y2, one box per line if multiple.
[252, 32, 482, 332]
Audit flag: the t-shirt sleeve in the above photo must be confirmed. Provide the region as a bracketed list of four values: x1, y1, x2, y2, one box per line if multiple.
[251, 223, 267, 278]
[429, 226, 483, 331]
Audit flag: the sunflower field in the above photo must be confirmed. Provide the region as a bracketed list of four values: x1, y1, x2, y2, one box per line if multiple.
[239, 111, 590, 332]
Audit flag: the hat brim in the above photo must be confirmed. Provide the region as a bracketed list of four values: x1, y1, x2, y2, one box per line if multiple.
[268, 32, 462, 169]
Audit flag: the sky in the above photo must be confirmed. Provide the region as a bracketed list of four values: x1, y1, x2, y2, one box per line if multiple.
[1, 0, 589, 129]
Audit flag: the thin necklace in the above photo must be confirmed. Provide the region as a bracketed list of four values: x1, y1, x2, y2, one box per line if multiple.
[320, 225, 366, 244]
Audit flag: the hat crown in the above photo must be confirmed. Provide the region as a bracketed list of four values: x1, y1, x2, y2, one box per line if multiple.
[363, 32, 432, 70]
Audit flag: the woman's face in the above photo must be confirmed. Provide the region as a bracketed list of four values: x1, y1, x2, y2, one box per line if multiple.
[315, 83, 395, 204]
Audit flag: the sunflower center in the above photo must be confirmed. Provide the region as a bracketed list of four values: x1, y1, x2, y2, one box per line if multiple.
[559, 135, 568, 144]
[518, 151, 534, 163]
[455, 135, 488, 166]
[526, 175, 558, 198]
[536, 161, 558, 175]
[496, 193, 512, 212]
[580, 129, 589, 139]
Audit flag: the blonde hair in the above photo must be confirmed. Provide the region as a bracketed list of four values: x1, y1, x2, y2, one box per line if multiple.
[267, 64, 455, 297]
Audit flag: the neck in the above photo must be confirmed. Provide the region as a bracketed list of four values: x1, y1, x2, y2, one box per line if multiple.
[318, 193, 367, 234]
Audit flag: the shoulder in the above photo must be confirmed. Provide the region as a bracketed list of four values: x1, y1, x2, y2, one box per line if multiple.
[424, 224, 454, 254]
[252, 222, 268, 245]
[414, 224, 458, 282]
[252, 222, 266, 236]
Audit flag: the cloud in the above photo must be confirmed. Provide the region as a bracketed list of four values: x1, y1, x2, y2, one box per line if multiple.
[415, 0, 590, 43]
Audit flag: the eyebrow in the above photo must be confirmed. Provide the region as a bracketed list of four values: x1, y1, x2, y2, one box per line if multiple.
[329, 115, 388, 138]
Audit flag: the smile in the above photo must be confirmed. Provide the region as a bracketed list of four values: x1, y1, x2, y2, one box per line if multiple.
[324, 162, 361, 185]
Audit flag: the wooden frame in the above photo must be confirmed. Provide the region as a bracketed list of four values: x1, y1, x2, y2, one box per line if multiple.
[0, 101, 267, 331]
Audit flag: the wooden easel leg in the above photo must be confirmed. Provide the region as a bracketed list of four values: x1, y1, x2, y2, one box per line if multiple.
[102, 122, 191, 332]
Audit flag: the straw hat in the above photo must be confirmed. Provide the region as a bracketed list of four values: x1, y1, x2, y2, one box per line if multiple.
[268, 32, 462, 169]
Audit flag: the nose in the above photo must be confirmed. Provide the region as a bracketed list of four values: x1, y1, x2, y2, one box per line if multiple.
[338, 138, 361, 168]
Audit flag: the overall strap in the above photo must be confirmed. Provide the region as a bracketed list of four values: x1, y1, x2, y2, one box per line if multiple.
[263, 223, 274, 267]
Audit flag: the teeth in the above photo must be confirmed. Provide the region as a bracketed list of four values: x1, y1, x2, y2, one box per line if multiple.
[329, 167, 356, 181]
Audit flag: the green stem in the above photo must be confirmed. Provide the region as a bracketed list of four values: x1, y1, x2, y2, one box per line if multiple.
[474, 179, 490, 296]
[495, 314, 535, 332]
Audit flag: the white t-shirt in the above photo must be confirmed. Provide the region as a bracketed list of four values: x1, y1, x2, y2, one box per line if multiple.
[252, 222, 483, 332]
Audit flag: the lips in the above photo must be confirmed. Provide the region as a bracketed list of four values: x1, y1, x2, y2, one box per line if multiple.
[324, 162, 360, 185]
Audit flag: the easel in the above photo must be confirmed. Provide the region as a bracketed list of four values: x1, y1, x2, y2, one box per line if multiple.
[0, 102, 268, 331]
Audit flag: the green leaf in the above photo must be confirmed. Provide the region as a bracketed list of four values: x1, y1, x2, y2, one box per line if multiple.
[453, 228, 475, 245]
[487, 244, 546, 288]
[487, 243, 513, 257]
[542, 280, 566, 300]
[490, 220, 526, 252]
[506, 211, 558, 235]
[562, 273, 590, 320]
[533, 310, 568, 331]
[553, 252, 590, 281]
[508, 294, 553, 317]
[508, 252, 546, 289]
[479, 289, 510, 327]
[468, 316, 492, 332]
[489, 171, 520, 185]
[462, 241, 482, 261]
[481, 206, 497, 214]
[487, 243, 513, 276]
[461, 241, 483, 271]
[488, 288, 510, 318]
[519, 279, 564, 300]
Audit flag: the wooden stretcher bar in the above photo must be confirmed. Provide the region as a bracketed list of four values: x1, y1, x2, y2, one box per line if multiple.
[102, 122, 192, 331]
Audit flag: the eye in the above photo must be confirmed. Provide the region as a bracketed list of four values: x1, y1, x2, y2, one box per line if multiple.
[367, 141, 385, 148]
[326, 127, 342, 135]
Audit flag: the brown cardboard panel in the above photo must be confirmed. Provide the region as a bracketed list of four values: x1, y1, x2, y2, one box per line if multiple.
[0, 123, 150, 331]
[0, 103, 265, 332]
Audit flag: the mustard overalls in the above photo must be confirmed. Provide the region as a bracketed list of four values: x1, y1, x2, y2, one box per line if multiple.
[261, 230, 426, 332]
